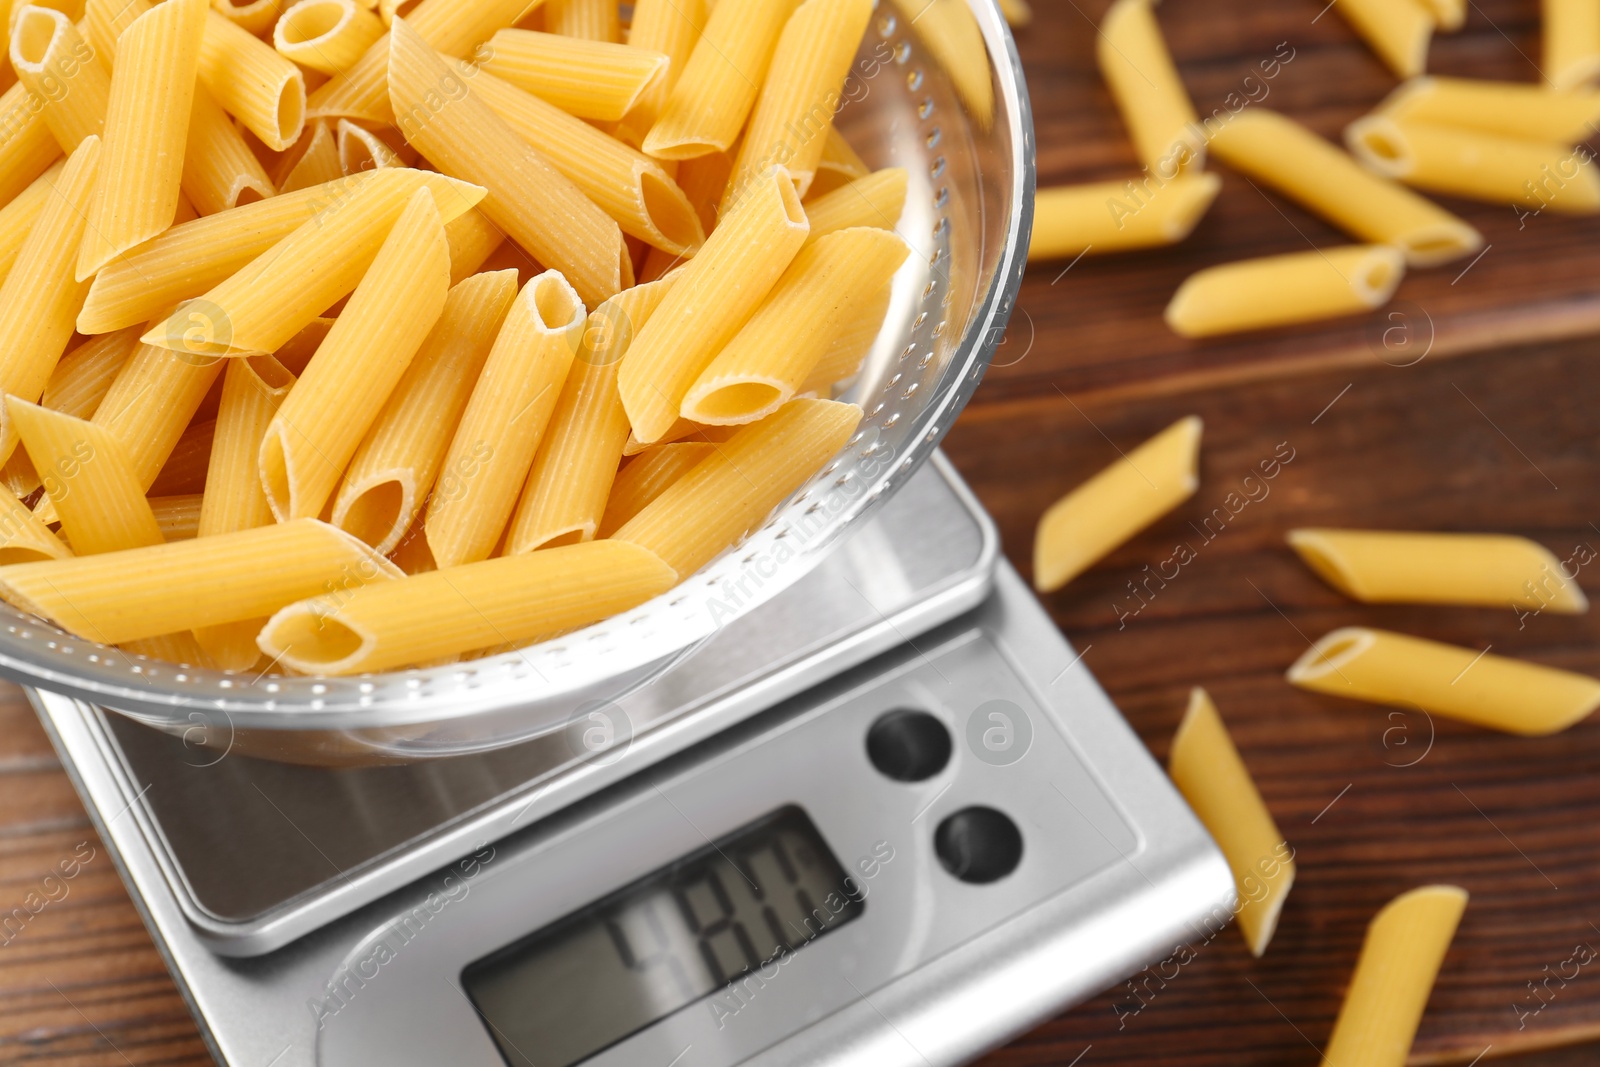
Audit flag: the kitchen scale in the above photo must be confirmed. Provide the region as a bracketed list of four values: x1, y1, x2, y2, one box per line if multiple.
[31, 454, 1232, 1067]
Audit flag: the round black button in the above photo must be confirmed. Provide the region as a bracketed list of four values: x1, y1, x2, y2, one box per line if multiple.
[865, 708, 952, 782]
[934, 807, 1023, 884]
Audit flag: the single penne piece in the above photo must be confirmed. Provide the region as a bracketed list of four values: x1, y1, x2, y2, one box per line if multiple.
[184, 86, 276, 214]
[0, 481, 70, 564]
[467, 69, 703, 256]
[1337, 0, 1433, 78]
[1545, 0, 1600, 89]
[1288, 627, 1600, 735]
[0, 160, 64, 281]
[41, 328, 141, 421]
[1029, 173, 1221, 260]
[0, 80, 61, 207]
[1323, 886, 1468, 1067]
[444, 208, 505, 284]
[674, 148, 733, 234]
[389, 21, 626, 307]
[1207, 108, 1481, 267]
[331, 268, 517, 554]
[613, 397, 861, 576]
[258, 539, 677, 675]
[76, 0, 208, 281]
[803, 168, 909, 243]
[0, 518, 399, 644]
[261, 187, 450, 520]
[150, 494, 204, 541]
[807, 125, 869, 198]
[723, 0, 872, 205]
[211, 0, 284, 36]
[1347, 116, 1600, 214]
[1168, 687, 1295, 957]
[613, 0, 707, 145]
[90, 343, 225, 491]
[1033, 415, 1201, 593]
[506, 274, 678, 554]
[198, 8, 307, 150]
[425, 269, 585, 567]
[387, 515, 436, 575]
[595, 442, 713, 538]
[11, 401, 164, 555]
[147, 418, 215, 496]
[1165, 246, 1405, 339]
[641, 0, 791, 160]
[617, 166, 809, 443]
[10, 7, 109, 153]
[798, 284, 891, 395]
[479, 29, 668, 122]
[274, 0, 383, 74]
[1288, 528, 1588, 613]
[141, 168, 482, 357]
[683, 227, 909, 425]
[275, 121, 342, 192]
[1376, 75, 1600, 142]
[1418, 0, 1465, 31]
[1096, 0, 1204, 177]
[889, 0, 993, 126]
[336, 118, 404, 173]
[543, 0, 616, 41]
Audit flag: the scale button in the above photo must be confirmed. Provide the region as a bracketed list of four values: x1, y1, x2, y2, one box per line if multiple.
[934, 807, 1023, 884]
[865, 708, 952, 782]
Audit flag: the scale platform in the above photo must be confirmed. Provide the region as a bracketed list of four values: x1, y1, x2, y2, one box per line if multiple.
[33, 455, 1232, 1067]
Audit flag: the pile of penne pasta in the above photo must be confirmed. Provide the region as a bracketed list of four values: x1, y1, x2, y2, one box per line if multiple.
[1027, 0, 1600, 338]
[0, 0, 923, 676]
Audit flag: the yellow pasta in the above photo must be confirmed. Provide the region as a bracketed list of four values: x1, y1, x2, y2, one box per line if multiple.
[444, 206, 505, 283]
[0, 80, 60, 206]
[683, 227, 909, 424]
[198, 8, 306, 150]
[150, 493, 203, 541]
[273, 0, 382, 75]
[1323, 886, 1468, 1067]
[76, 0, 207, 280]
[621, 419, 734, 456]
[10, 7, 108, 152]
[506, 275, 677, 554]
[1096, 0, 1203, 177]
[1545, 0, 1600, 89]
[275, 120, 342, 192]
[1207, 108, 1481, 267]
[0, 518, 400, 644]
[807, 125, 868, 198]
[479, 28, 669, 123]
[261, 186, 449, 520]
[1167, 687, 1294, 957]
[83, 0, 143, 64]
[889, 0, 993, 127]
[595, 441, 713, 537]
[425, 269, 585, 568]
[1165, 246, 1405, 338]
[997, 0, 1031, 26]
[184, 86, 276, 213]
[141, 168, 481, 357]
[1289, 528, 1588, 613]
[1346, 116, 1600, 214]
[258, 539, 676, 675]
[1377, 76, 1600, 142]
[147, 417, 215, 496]
[641, 0, 792, 159]
[618, 166, 808, 443]
[543, 0, 616, 41]
[210, 0, 284, 37]
[1032, 415, 1201, 593]
[389, 20, 626, 308]
[1337, 0, 1433, 78]
[803, 168, 909, 243]
[335, 118, 403, 173]
[331, 268, 516, 554]
[0, 160, 63, 281]
[1289, 627, 1600, 735]
[798, 284, 890, 395]
[1418, 0, 1465, 32]
[614, 0, 706, 145]
[614, 397, 860, 577]
[11, 401, 163, 555]
[41, 328, 139, 421]
[0, 481, 70, 564]
[88, 342, 224, 494]
[1030, 173, 1220, 260]
[724, 0, 871, 205]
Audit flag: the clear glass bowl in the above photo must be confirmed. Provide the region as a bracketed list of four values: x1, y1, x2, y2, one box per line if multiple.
[0, 0, 1035, 763]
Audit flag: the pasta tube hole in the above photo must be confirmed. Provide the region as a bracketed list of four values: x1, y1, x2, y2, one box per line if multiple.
[1346, 117, 1412, 177]
[278, 0, 350, 44]
[274, 76, 308, 150]
[640, 169, 705, 254]
[529, 273, 582, 329]
[0, 547, 59, 566]
[1288, 627, 1376, 682]
[338, 478, 409, 553]
[691, 382, 784, 423]
[266, 609, 367, 667]
[12, 8, 63, 69]
[1353, 248, 1405, 307]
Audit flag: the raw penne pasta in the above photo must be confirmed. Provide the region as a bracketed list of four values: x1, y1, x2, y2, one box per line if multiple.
[798, 283, 890, 395]
[1418, 0, 1465, 31]
[1288, 528, 1588, 613]
[83, 0, 143, 63]
[674, 147, 733, 234]
[998, 0, 1032, 25]
[389, 21, 626, 307]
[467, 68, 704, 255]
[1288, 627, 1600, 735]
[803, 168, 909, 243]
[595, 441, 714, 537]
[11, 401, 164, 555]
[889, 0, 993, 126]
[150, 494, 203, 541]
[387, 515, 435, 574]
[1207, 108, 1481, 267]
[258, 539, 676, 675]
[273, 0, 382, 75]
[141, 168, 481, 357]
[0, 80, 60, 206]
[642, 0, 789, 160]
[0, 481, 70, 564]
[331, 268, 516, 554]
[444, 207, 505, 283]
[620, 419, 735, 456]
[335, 118, 404, 173]
[122, 630, 215, 664]
[1376, 76, 1600, 142]
[41, 328, 139, 421]
[614, 0, 706, 145]
[1347, 116, 1600, 214]
[506, 275, 676, 553]
[1168, 688, 1294, 957]
[425, 269, 584, 568]
[0, 160, 63, 281]
[90, 342, 224, 490]
[147, 418, 215, 496]
[1323, 886, 1468, 1067]
[808, 125, 868, 198]
[724, 0, 871, 205]
[1030, 173, 1220, 260]
[683, 227, 909, 424]
[1096, 0, 1204, 177]
[0, 518, 399, 643]
[1337, 0, 1433, 78]
[0, 135, 98, 463]
[618, 166, 808, 443]
[1033, 415, 1201, 593]
[1545, 0, 1600, 89]
[76, 0, 207, 280]
[261, 187, 449, 520]
[614, 397, 861, 577]
[184, 86, 276, 213]
[10, 7, 108, 152]
[543, 0, 616, 41]
[479, 29, 669, 123]
[197, 8, 306, 150]
[275, 120, 342, 192]
[211, 0, 283, 36]
[1165, 246, 1405, 338]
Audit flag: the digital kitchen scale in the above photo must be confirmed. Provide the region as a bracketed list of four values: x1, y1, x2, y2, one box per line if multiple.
[31, 454, 1232, 1067]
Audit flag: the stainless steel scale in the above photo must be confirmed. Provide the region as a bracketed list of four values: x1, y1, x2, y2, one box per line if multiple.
[31, 455, 1232, 1067]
